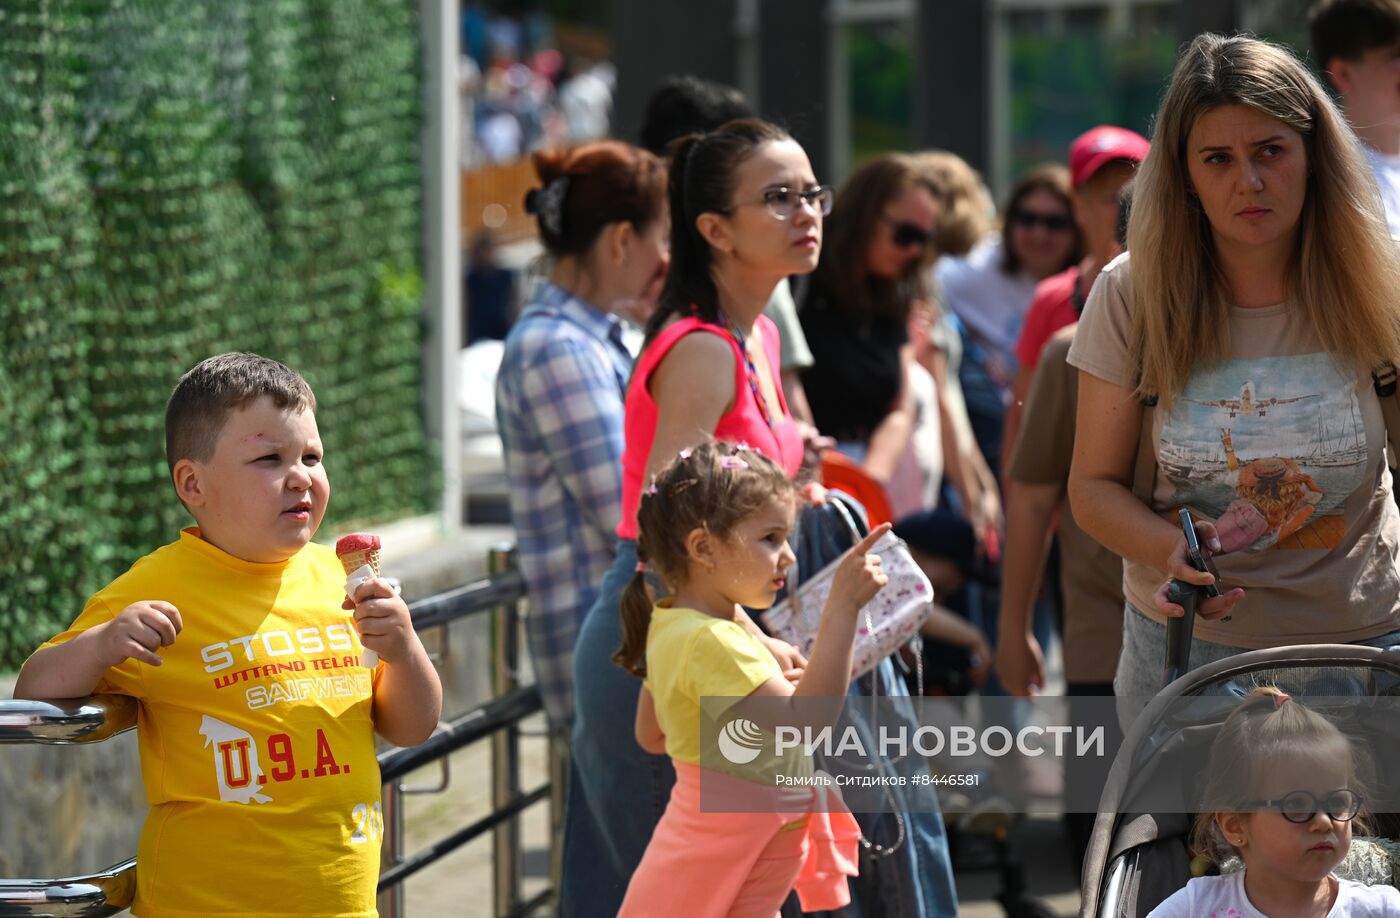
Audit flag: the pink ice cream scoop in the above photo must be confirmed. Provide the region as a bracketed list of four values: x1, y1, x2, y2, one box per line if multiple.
[336, 533, 382, 667]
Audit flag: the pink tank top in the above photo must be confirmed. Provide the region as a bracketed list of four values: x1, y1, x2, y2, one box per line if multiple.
[617, 316, 804, 539]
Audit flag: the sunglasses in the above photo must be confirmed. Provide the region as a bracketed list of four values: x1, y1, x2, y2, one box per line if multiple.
[882, 214, 932, 249]
[1010, 208, 1074, 232]
[1245, 788, 1361, 824]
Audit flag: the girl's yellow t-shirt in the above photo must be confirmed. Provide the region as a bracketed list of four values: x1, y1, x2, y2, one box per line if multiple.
[643, 602, 780, 766]
[37, 529, 383, 918]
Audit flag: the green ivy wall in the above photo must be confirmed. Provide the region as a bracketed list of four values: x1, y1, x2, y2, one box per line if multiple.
[0, 1, 436, 668]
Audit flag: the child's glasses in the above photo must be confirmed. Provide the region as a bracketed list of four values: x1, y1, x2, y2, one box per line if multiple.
[1246, 788, 1360, 823]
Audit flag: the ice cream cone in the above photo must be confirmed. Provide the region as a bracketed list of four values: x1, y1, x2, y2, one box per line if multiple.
[336, 533, 382, 668]
[335, 533, 382, 577]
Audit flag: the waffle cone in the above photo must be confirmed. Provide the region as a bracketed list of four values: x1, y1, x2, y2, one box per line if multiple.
[338, 548, 380, 577]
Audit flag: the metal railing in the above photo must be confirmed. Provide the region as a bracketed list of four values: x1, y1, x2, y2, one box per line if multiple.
[0, 542, 557, 918]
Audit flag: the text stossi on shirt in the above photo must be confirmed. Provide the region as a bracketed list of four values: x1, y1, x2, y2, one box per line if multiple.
[1067, 253, 1400, 649]
[36, 530, 384, 917]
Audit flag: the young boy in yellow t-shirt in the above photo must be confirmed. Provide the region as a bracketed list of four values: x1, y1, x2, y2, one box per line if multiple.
[14, 352, 443, 917]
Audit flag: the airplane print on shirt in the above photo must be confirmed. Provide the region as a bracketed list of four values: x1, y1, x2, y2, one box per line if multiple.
[1158, 353, 1366, 552]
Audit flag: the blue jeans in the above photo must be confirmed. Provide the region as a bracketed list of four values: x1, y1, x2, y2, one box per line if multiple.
[561, 540, 674, 917]
[839, 661, 960, 918]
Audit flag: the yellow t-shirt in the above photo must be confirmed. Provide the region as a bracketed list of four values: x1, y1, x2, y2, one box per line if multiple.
[644, 603, 779, 764]
[37, 529, 384, 918]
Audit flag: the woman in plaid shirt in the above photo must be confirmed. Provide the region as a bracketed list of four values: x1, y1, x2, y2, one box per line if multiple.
[495, 140, 670, 729]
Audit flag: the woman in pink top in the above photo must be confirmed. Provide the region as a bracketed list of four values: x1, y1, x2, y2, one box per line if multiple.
[562, 118, 828, 916]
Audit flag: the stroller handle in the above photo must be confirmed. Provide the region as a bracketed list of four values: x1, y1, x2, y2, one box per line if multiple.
[1162, 579, 1198, 687]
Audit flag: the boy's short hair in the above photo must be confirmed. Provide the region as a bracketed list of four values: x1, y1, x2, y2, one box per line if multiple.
[165, 352, 316, 472]
[1310, 0, 1400, 73]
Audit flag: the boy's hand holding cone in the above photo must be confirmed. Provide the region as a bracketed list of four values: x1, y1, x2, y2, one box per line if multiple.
[336, 533, 384, 668]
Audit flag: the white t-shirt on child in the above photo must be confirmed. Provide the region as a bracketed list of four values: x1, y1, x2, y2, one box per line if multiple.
[1149, 871, 1400, 918]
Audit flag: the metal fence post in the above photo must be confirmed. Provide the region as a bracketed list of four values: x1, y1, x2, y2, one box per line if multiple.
[489, 543, 522, 916]
[379, 780, 405, 918]
[548, 727, 569, 900]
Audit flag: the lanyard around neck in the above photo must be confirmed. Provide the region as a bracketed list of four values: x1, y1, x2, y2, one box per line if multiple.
[725, 321, 775, 429]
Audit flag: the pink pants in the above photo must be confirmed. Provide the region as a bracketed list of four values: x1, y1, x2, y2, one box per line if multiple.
[618, 762, 859, 918]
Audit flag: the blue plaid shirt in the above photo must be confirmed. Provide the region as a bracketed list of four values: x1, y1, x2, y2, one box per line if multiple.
[495, 282, 632, 727]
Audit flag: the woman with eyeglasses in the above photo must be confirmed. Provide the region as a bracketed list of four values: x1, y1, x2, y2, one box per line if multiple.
[563, 118, 829, 917]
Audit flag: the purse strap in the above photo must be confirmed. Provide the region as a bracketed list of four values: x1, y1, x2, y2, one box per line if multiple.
[789, 493, 866, 616]
[804, 495, 919, 860]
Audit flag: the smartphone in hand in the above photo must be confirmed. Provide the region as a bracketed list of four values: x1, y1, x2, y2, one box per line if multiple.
[1179, 508, 1222, 598]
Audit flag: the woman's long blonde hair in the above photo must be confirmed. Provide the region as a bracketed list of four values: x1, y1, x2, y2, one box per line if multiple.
[1129, 33, 1400, 407]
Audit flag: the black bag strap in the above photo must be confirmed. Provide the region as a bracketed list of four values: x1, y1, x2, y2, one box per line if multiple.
[1373, 361, 1400, 464]
[1131, 392, 1159, 503]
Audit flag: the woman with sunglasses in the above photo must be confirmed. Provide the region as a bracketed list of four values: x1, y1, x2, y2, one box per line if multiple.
[935, 164, 1083, 472]
[799, 153, 995, 679]
[799, 153, 941, 505]
[563, 118, 829, 917]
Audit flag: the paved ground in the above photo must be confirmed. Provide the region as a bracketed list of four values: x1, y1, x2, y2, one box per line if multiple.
[383, 603, 1086, 917]
[388, 714, 1084, 917]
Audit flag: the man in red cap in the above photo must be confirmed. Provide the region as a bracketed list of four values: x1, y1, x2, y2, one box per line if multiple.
[1001, 124, 1148, 467]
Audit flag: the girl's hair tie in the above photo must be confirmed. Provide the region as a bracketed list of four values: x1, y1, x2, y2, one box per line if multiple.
[1274, 691, 1292, 709]
[719, 456, 749, 470]
[677, 447, 693, 460]
[634, 561, 647, 574]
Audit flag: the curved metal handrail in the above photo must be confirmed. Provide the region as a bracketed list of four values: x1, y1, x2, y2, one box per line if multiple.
[0, 696, 137, 746]
[0, 859, 135, 917]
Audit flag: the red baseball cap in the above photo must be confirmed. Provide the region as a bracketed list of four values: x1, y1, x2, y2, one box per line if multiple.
[1069, 125, 1150, 187]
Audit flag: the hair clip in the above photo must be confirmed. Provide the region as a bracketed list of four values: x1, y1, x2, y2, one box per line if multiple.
[677, 447, 693, 461]
[533, 176, 570, 237]
[719, 456, 749, 470]
[643, 479, 658, 497]
[668, 478, 699, 496]
[732, 442, 753, 452]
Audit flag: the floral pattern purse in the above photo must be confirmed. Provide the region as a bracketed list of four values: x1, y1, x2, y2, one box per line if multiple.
[762, 498, 933, 678]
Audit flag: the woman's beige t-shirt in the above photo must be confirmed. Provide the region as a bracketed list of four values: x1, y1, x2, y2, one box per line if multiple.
[1067, 253, 1400, 648]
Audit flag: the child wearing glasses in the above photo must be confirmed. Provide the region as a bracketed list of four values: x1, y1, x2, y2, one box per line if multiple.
[1150, 686, 1400, 917]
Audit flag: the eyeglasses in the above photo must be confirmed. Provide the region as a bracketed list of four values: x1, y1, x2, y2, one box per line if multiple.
[882, 214, 932, 249]
[731, 186, 834, 220]
[1010, 208, 1074, 232]
[1245, 788, 1361, 824]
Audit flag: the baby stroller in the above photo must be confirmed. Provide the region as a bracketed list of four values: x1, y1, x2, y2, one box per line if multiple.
[1080, 622, 1400, 917]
